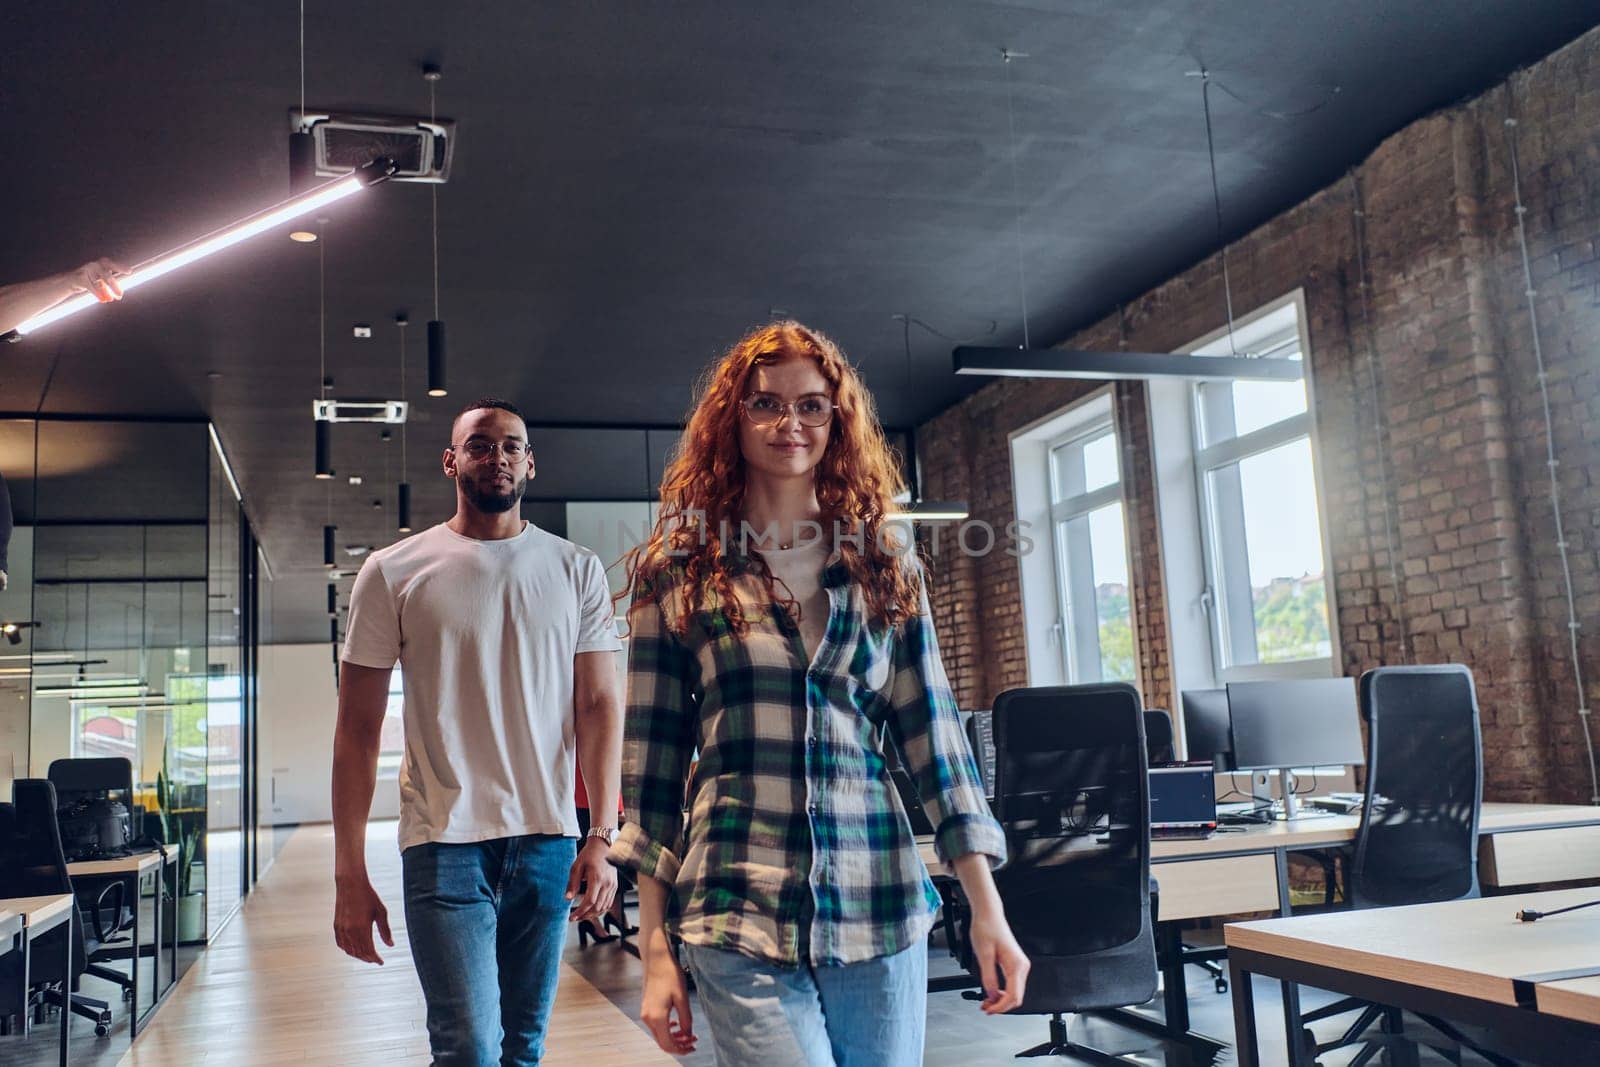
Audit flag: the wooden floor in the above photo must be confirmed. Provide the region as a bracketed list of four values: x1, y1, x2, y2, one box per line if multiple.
[117, 823, 675, 1066]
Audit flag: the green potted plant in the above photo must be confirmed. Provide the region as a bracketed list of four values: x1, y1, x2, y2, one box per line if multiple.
[156, 766, 207, 941]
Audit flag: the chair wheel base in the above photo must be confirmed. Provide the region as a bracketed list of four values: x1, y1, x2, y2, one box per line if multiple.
[95, 1023, 110, 1037]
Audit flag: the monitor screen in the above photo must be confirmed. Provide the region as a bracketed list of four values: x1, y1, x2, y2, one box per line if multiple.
[1226, 677, 1366, 771]
[1149, 763, 1219, 829]
[1181, 688, 1235, 771]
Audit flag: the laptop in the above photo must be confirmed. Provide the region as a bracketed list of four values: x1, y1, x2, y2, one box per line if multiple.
[1148, 761, 1219, 839]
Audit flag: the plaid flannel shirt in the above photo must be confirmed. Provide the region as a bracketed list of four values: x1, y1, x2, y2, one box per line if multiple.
[609, 550, 1005, 967]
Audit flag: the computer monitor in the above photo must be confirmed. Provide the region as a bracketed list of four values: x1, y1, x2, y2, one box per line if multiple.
[1226, 678, 1366, 818]
[964, 709, 995, 798]
[1180, 688, 1235, 771]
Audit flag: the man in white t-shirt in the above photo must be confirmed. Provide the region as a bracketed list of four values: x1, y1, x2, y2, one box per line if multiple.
[332, 398, 623, 1066]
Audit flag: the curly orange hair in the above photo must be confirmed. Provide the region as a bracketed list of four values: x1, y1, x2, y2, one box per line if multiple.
[622, 320, 920, 635]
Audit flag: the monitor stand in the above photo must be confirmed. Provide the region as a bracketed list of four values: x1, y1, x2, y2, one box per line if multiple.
[1278, 768, 1302, 820]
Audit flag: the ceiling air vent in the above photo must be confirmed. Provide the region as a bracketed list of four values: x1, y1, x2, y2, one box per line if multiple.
[291, 110, 455, 183]
[313, 399, 409, 424]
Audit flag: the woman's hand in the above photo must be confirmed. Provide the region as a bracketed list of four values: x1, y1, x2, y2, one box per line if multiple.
[966, 905, 1030, 1013]
[951, 852, 1030, 1013]
[639, 929, 698, 1056]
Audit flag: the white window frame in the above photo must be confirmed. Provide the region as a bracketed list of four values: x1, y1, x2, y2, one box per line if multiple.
[1046, 419, 1134, 684]
[1183, 291, 1340, 683]
[1010, 388, 1142, 691]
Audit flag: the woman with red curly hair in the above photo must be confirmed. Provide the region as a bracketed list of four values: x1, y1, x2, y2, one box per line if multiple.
[609, 321, 1027, 1065]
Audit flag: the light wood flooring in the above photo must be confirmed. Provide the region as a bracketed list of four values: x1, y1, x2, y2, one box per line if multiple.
[114, 823, 674, 1066]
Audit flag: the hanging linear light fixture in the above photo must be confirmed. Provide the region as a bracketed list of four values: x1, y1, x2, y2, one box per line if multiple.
[3, 158, 395, 343]
[424, 64, 449, 397]
[951, 54, 1300, 384]
[323, 521, 337, 569]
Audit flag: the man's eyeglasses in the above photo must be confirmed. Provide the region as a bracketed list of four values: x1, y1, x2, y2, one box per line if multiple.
[741, 393, 834, 428]
[452, 440, 530, 461]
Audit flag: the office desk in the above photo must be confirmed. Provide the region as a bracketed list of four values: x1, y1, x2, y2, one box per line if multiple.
[915, 801, 1600, 1048]
[1225, 888, 1600, 1066]
[0, 894, 74, 1067]
[67, 849, 178, 1039]
[1536, 975, 1600, 1026]
[919, 803, 1600, 921]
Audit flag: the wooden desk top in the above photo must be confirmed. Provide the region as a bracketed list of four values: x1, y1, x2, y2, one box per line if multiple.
[916, 801, 1600, 868]
[68, 849, 172, 877]
[1225, 887, 1600, 1006]
[1537, 975, 1600, 1026]
[0, 893, 75, 932]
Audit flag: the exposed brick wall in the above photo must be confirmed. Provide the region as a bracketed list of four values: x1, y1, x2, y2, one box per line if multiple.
[917, 28, 1600, 803]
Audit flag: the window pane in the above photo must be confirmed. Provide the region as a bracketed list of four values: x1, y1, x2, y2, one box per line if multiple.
[1088, 503, 1135, 682]
[1198, 353, 1307, 446]
[1051, 427, 1119, 502]
[1081, 432, 1120, 494]
[1206, 436, 1332, 665]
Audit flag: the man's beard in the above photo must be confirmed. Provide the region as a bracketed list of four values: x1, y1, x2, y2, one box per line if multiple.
[460, 472, 527, 514]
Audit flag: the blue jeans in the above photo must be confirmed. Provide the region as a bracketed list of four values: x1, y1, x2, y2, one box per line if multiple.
[683, 941, 928, 1067]
[402, 834, 576, 1066]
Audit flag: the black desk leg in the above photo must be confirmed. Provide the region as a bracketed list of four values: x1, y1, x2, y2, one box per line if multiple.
[152, 866, 163, 1004]
[1158, 923, 1192, 1035]
[1281, 978, 1310, 1067]
[128, 872, 141, 1039]
[1229, 956, 1258, 1067]
[166, 856, 177, 991]
[58, 924, 69, 1067]
[18, 932, 30, 1038]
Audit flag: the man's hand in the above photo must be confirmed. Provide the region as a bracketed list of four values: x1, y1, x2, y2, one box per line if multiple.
[565, 836, 618, 923]
[967, 907, 1030, 1014]
[640, 930, 697, 1056]
[333, 873, 393, 965]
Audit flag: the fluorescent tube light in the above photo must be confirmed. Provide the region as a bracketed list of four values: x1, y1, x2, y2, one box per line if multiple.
[6, 158, 397, 340]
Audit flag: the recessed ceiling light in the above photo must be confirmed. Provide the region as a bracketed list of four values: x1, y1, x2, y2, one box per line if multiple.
[347, 475, 363, 485]
[353, 324, 372, 338]
[289, 230, 319, 243]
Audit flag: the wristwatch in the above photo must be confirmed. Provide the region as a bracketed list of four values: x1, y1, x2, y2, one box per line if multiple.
[585, 825, 616, 846]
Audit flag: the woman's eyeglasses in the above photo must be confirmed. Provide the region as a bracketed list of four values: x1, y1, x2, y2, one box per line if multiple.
[741, 393, 834, 428]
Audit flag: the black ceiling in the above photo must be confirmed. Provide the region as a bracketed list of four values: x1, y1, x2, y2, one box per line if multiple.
[3, 1, 1597, 643]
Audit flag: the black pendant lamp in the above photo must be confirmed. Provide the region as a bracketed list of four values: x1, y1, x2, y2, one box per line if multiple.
[326, 584, 338, 618]
[314, 419, 333, 479]
[398, 482, 413, 534]
[427, 320, 447, 397]
[323, 524, 337, 569]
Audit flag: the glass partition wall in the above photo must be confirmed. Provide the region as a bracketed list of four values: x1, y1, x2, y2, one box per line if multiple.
[0, 416, 265, 952]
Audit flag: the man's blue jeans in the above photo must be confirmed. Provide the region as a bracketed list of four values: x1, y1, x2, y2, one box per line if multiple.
[402, 834, 576, 1066]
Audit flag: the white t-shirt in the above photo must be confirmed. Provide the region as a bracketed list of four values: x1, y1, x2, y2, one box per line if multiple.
[758, 539, 832, 660]
[341, 521, 622, 852]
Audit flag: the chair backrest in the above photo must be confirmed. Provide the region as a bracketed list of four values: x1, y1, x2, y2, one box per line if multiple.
[1143, 709, 1175, 764]
[6, 778, 74, 897]
[5, 779, 88, 976]
[1350, 665, 1483, 909]
[976, 683, 1156, 1014]
[48, 756, 134, 796]
[964, 709, 996, 797]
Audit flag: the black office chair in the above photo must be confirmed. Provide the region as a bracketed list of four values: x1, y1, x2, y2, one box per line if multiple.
[0, 779, 115, 1037]
[1293, 664, 1487, 1065]
[1142, 709, 1175, 765]
[959, 683, 1158, 1062]
[47, 757, 139, 1001]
